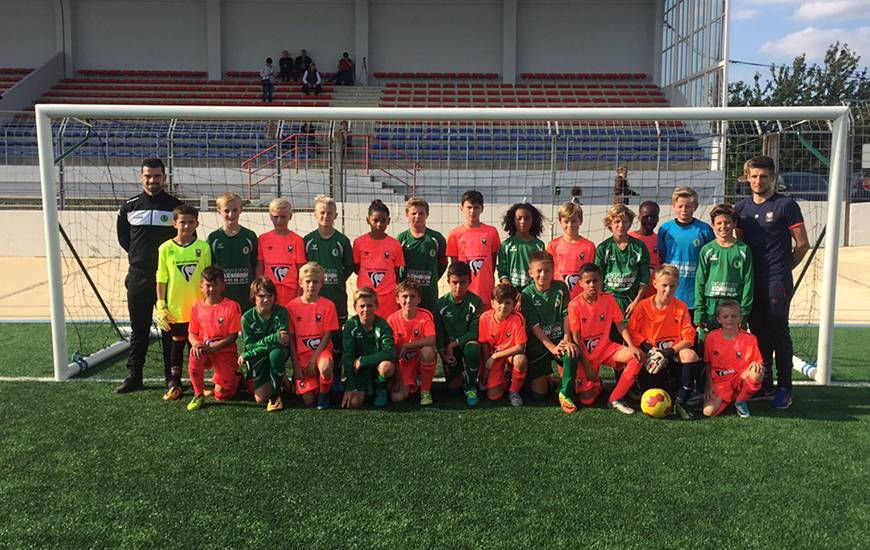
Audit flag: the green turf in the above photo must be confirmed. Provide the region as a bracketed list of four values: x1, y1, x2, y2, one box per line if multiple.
[0, 382, 868, 548]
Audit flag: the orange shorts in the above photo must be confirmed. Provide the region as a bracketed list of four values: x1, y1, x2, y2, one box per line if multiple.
[713, 375, 761, 404]
[586, 340, 622, 369]
[293, 349, 332, 395]
[396, 350, 422, 391]
[482, 358, 510, 390]
[189, 351, 240, 400]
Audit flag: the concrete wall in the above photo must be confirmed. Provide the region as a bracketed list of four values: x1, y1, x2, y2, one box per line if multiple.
[0, 0, 59, 68]
[849, 202, 870, 247]
[0, 53, 64, 112]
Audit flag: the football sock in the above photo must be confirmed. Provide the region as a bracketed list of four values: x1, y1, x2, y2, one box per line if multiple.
[558, 354, 578, 399]
[736, 381, 759, 403]
[420, 359, 437, 392]
[610, 357, 642, 402]
[268, 348, 286, 398]
[376, 373, 387, 390]
[169, 339, 185, 386]
[188, 357, 205, 396]
[319, 373, 334, 395]
[677, 360, 702, 404]
[509, 364, 528, 393]
[462, 342, 481, 390]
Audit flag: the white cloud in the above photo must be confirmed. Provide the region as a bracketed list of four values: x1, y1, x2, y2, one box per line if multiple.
[733, 8, 759, 21]
[794, 1, 870, 21]
[759, 26, 870, 61]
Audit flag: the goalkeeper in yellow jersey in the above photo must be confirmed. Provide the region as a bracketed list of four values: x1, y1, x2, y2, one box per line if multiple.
[155, 204, 212, 401]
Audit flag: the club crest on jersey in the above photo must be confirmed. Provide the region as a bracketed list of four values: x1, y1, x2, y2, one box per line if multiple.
[468, 258, 485, 275]
[384, 250, 390, 258]
[429, 249, 436, 257]
[303, 337, 321, 350]
[565, 274, 580, 290]
[505, 331, 511, 338]
[599, 313, 605, 321]
[481, 237, 487, 245]
[332, 248, 339, 256]
[287, 245, 294, 253]
[177, 263, 198, 281]
[195, 248, 202, 257]
[242, 245, 250, 255]
[736, 351, 743, 358]
[766, 211, 775, 222]
[272, 266, 290, 282]
[692, 239, 701, 247]
[579, 252, 586, 261]
[369, 271, 386, 288]
[160, 214, 169, 223]
[316, 313, 322, 322]
[218, 317, 224, 325]
[413, 328, 420, 336]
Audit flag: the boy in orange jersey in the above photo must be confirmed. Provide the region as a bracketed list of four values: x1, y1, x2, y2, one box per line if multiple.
[478, 283, 528, 406]
[628, 200, 662, 299]
[186, 266, 243, 411]
[446, 190, 501, 310]
[354, 199, 405, 318]
[387, 280, 438, 406]
[567, 263, 644, 415]
[702, 300, 764, 418]
[547, 201, 596, 299]
[257, 197, 307, 307]
[287, 262, 339, 410]
[628, 264, 702, 420]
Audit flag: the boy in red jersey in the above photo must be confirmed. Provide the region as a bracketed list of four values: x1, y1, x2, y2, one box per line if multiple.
[478, 283, 528, 406]
[628, 200, 662, 298]
[547, 202, 596, 300]
[628, 264, 701, 420]
[446, 190, 501, 310]
[257, 197, 307, 307]
[567, 263, 644, 414]
[354, 199, 405, 318]
[287, 262, 339, 410]
[702, 300, 764, 418]
[186, 266, 243, 411]
[387, 280, 438, 406]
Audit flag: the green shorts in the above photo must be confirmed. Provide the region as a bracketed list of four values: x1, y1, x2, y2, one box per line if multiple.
[527, 353, 559, 381]
[246, 348, 287, 389]
[345, 364, 375, 395]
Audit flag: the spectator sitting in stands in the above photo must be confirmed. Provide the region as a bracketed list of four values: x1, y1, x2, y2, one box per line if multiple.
[612, 165, 638, 205]
[260, 57, 276, 103]
[333, 52, 354, 85]
[278, 50, 293, 82]
[295, 49, 313, 78]
[302, 63, 323, 96]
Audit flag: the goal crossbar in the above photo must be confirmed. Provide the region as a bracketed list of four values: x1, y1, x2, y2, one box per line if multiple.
[34, 105, 851, 383]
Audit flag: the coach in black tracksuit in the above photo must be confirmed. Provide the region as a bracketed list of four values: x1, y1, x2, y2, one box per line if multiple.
[115, 157, 182, 393]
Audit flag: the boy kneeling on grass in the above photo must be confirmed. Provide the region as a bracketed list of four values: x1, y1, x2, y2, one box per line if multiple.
[479, 283, 528, 406]
[186, 266, 243, 411]
[388, 280, 438, 406]
[239, 276, 290, 412]
[703, 300, 764, 418]
[627, 264, 701, 420]
[341, 287, 397, 409]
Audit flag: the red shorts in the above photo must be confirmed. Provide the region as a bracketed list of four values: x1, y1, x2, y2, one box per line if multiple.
[294, 349, 332, 395]
[396, 350, 422, 392]
[586, 340, 622, 369]
[713, 375, 761, 404]
[482, 357, 509, 391]
[189, 351, 240, 400]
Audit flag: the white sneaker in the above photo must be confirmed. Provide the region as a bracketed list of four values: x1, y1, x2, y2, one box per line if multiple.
[610, 399, 635, 415]
[509, 392, 523, 407]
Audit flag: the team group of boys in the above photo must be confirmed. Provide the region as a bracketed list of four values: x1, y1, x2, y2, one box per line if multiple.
[146, 156, 797, 419]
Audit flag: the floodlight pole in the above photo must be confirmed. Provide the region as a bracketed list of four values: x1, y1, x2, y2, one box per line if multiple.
[816, 112, 850, 385]
[35, 108, 69, 381]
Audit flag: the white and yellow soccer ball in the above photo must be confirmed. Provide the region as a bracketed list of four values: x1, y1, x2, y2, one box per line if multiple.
[640, 388, 672, 419]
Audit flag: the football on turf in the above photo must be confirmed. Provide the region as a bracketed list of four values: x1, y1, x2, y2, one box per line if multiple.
[640, 388, 672, 419]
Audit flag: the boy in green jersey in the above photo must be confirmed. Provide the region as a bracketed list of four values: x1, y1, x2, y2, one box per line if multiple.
[498, 202, 546, 290]
[434, 261, 484, 406]
[239, 276, 291, 412]
[341, 287, 397, 409]
[304, 195, 354, 320]
[694, 204, 754, 340]
[594, 204, 651, 315]
[207, 192, 258, 310]
[520, 251, 581, 407]
[397, 196, 447, 312]
[155, 204, 212, 401]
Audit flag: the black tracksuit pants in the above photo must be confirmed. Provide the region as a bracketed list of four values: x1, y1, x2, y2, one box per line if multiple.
[749, 276, 794, 391]
[125, 266, 172, 382]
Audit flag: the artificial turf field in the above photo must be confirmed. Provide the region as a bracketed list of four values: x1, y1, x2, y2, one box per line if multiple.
[1, 325, 869, 548]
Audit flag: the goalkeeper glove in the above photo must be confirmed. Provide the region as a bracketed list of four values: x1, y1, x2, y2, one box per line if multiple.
[155, 300, 172, 332]
[644, 348, 668, 374]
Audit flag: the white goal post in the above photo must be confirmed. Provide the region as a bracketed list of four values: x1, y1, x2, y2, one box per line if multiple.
[35, 104, 850, 383]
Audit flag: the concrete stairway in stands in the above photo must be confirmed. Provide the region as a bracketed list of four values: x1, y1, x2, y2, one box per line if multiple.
[327, 85, 383, 107]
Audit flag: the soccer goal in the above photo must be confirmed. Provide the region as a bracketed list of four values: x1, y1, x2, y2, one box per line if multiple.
[33, 104, 850, 383]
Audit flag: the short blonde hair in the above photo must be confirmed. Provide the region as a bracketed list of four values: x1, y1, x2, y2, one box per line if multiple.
[269, 197, 292, 213]
[216, 192, 242, 209]
[557, 202, 583, 224]
[354, 287, 378, 305]
[405, 196, 430, 214]
[603, 204, 635, 228]
[671, 186, 699, 206]
[654, 264, 680, 281]
[314, 194, 336, 211]
[298, 262, 324, 282]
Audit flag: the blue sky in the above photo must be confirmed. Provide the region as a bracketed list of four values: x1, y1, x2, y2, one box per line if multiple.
[728, 0, 870, 84]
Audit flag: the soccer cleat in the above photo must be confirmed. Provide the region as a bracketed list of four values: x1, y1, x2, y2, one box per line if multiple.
[266, 395, 284, 412]
[464, 389, 479, 407]
[773, 387, 792, 410]
[558, 392, 577, 414]
[116, 376, 144, 394]
[419, 391, 433, 406]
[374, 389, 389, 408]
[734, 401, 751, 418]
[162, 385, 183, 401]
[610, 399, 635, 415]
[316, 393, 330, 410]
[674, 402, 695, 420]
[509, 391, 524, 407]
[186, 394, 205, 411]
[750, 386, 776, 401]
[686, 390, 704, 407]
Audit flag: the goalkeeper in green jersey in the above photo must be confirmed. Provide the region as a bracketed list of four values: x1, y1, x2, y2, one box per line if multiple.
[207, 192, 258, 311]
[497, 202, 546, 290]
[694, 204, 754, 341]
[397, 197, 447, 312]
[239, 276, 291, 412]
[520, 251, 582, 408]
[434, 261, 484, 406]
[341, 287, 397, 409]
[155, 204, 212, 401]
[594, 204, 650, 316]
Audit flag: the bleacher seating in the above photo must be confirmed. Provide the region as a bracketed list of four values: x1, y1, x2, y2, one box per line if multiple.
[0, 68, 32, 94]
[520, 72, 647, 80]
[374, 72, 498, 80]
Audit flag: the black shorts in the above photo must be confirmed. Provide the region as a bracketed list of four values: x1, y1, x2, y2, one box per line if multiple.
[169, 322, 189, 339]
